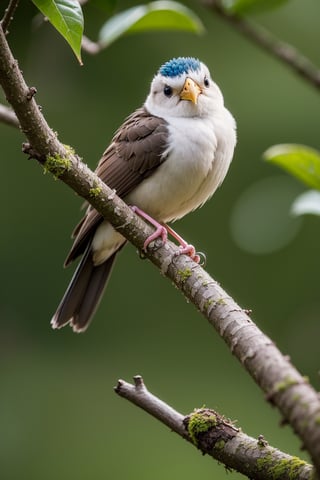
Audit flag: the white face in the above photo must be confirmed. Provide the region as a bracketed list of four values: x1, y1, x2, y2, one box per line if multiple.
[145, 62, 224, 120]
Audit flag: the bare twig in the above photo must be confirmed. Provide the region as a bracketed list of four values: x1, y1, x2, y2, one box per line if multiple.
[0, 103, 19, 127]
[1, 0, 20, 34]
[81, 35, 101, 55]
[115, 375, 187, 437]
[204, 0, 320, 90]
[115, 376, 314, 480]
[1, 21, 320, 473]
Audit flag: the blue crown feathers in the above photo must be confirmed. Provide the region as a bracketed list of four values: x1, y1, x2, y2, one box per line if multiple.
[159, 57, 201, 78]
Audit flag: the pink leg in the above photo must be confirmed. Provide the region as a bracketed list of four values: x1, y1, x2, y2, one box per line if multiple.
[131, 206, 168, 251]
[131, 206, 202, 264]
[165, 224, 201, 264]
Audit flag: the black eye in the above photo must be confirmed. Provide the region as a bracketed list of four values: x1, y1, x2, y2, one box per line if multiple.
[163, 85, 173, 97]
[204, 76, 210, 88]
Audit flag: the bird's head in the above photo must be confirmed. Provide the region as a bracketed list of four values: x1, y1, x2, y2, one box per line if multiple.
[145, 57, 224, 119]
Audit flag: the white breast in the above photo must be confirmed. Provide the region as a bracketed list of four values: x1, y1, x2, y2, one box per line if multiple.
[126, 108, 236, 222]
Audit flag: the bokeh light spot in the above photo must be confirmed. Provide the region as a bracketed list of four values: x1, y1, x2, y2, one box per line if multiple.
[230, 176, 303, 254]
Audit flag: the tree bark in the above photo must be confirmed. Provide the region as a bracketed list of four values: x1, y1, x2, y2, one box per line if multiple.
[115, 376, 315, 480]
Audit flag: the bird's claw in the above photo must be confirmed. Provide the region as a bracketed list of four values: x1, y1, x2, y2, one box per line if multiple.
[131, 206, 206, 264]
[143, 225, 168, 251]
[131, 205, 168, 252]
[176, 243, 200, 263]
[174, 245, 206, 265]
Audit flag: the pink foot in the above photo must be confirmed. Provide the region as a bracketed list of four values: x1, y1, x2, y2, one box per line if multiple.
[165, 224, 201, 263]
[131, 206, 167, 251]
[131, 207, 204, 264]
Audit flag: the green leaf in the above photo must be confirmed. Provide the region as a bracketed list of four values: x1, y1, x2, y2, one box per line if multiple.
[32, 0, 84, 64]
[221, 0, 290, 15]
[264, 144, 320, 190]
[291, 190, 320, 217]
[98, 1, 204, 48]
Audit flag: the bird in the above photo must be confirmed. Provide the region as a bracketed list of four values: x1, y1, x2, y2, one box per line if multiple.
[51, 56, 237, 333]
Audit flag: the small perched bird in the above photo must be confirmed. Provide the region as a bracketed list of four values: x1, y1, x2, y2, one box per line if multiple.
[51, 57, 237, 333]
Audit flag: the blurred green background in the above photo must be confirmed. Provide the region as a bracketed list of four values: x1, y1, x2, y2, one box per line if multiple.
[1, 1, 320, 478]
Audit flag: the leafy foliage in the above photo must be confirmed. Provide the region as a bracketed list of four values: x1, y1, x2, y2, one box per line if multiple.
[264, 144, 320, 217]
[291, 190, 320, 217]
[98, 1, 204, 48]
[31, 0, 84, 63]
[264, 144, 320, 190]
[31, 0, 203, 61]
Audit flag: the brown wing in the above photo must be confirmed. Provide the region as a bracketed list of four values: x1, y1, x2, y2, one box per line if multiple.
[64, 107, 169, 266]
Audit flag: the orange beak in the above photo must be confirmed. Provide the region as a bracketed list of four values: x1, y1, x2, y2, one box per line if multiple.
[180, 77, 202, 104]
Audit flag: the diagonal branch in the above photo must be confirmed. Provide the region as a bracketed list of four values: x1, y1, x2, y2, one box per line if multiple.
[204, 0, 320, 91]
[1, 0, 20, 35]
[1, 22, 320, 473]
[115, 376, 315, 480]
[0, 102, 19, 127]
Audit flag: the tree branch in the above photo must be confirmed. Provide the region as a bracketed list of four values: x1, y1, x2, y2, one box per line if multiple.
[204, 0, 320, 91]
[0, 102, 19, 127]
[1, 22, 320, 473]
[81, 35, 101, 55]
[115, 376, 315, 480]
[1, 0, 20, 35]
